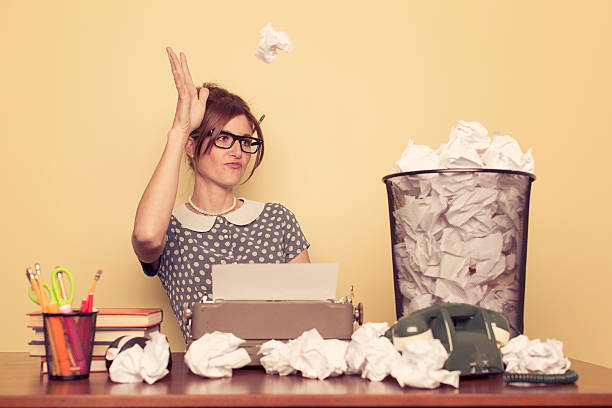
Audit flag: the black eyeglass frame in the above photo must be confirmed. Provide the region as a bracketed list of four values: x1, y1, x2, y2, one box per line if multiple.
[205, 130, 263, 154]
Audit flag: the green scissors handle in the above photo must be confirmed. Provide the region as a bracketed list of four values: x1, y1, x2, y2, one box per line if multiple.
[27, 267, 74, 307]
[28, 282, 57, 305]
[52, 267, 75, 307]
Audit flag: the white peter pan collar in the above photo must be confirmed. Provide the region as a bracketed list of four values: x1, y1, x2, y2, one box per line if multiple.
[172, 198, 265, 232]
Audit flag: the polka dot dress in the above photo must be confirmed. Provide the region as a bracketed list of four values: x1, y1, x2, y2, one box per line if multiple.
[140, 200, 309, 342]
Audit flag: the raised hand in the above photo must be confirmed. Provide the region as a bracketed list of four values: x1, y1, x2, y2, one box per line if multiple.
[166, 47, 209, 137]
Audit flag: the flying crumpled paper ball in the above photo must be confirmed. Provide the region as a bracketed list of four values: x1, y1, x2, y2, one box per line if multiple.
[255, 23, 293, 64]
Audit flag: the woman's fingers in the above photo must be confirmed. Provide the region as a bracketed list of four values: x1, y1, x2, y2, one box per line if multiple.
[166, 47, 178, 71]
[167, 48, 180, 78]
[180, 52, 198, 97]
[166, 47, 207, 134]
[167, 47, 188, 96]
[166, 47, 189, 132]
[198, 87, 209, 107]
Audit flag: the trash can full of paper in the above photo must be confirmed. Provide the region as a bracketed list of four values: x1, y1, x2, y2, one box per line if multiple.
[383, 169, 535, 333]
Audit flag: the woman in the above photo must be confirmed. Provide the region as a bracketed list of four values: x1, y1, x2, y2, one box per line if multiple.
[132, 48, 310, 341]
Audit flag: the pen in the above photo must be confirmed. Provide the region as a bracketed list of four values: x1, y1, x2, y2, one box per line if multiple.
[87, 293, 94, 313]
[60, 304, 86, 374]
[79, 295, 95, 350]
[77, 298, 88, 341]
[80, 298, 87, 313]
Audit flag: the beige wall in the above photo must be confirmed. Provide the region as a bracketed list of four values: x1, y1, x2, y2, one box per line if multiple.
[2, 0, 611, 368]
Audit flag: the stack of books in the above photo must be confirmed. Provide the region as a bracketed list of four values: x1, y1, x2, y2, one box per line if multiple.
[26, 308, 163, 374]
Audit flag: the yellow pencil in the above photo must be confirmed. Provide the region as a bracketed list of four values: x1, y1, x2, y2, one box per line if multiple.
[45, 321, 61, 375]
[27, 267, 60, 373]
[87, 269, 103, 295]
[33, 275, 47, 311]
[26, 268, 43, 312]
[33, 263, 48, 311]
[56, 271, 67, 301]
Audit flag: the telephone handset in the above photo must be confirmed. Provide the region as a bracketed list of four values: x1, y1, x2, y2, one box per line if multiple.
[386, 303, 510, 377]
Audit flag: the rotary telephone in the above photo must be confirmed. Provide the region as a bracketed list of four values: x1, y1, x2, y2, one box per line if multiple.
[385, 303, 510, 377]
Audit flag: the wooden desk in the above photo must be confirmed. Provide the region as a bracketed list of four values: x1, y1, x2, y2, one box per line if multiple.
[1, 352, 611, 407]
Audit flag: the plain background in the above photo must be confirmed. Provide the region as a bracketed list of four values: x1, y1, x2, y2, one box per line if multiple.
[2, 0, 611, 368]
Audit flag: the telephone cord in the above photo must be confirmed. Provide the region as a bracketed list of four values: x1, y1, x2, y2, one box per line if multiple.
[503, 369, 578, 384]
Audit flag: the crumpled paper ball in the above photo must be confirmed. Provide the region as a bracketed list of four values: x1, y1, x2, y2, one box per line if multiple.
[501, 335, 571, 374]
[105, 332, 172, 384]
[255, 22, 293, 64]
[359, 336, 402, 382]
[395, 120, 534, 173]
[259, 328, 348, 380]
[345, 322, 390, 375]
[259, 323, 458, 389]
[184, 331, 251, 378]
[391, 339, 460, 389]
[259, 339, 295, 376]
[345, 323, 459, 388]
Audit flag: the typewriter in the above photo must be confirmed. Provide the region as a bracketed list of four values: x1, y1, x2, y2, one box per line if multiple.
[183, 263, 363, 365]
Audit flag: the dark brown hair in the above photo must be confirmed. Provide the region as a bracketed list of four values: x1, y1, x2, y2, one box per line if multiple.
[188, 83, 264, 181]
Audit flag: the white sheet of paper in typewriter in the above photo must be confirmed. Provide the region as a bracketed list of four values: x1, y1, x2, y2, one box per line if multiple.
[211, 263, 338, 301]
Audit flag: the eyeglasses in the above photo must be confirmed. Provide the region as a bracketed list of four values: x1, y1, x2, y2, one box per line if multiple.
[211, 131, 263, 154]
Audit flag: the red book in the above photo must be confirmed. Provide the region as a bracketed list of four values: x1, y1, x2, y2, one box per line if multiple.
[26, 308, 163, 328]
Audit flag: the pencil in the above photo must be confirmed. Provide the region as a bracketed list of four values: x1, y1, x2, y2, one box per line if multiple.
[87, 269, 103, 295]
[26, 268, 43, 312]
[45, 320, 61, 375]
[33, 263, 48, 310]
[57, 272, 68, 301]
[258, 114, 265, 124]
[35, 264, 72, 376]
[33, 274, 47, 311]
[46, 302, 73, 376]
[27, 267, 59, 373]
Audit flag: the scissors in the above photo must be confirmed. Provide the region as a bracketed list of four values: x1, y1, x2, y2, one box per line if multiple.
[28, 267, 75, 307]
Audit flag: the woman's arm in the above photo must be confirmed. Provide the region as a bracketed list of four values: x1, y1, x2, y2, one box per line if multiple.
[132, 131, 186, 264]
[132, 48, 208, 265]
[289, 249, 311, 263]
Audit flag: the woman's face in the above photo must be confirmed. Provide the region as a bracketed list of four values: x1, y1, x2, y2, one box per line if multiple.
[192, 114, 253, 189]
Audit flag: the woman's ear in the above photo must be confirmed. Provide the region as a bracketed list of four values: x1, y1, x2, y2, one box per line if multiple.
[185, 137, 195, 159]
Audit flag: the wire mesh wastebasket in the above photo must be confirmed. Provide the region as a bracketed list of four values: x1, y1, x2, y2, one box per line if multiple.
[383, 169, 535, 333]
